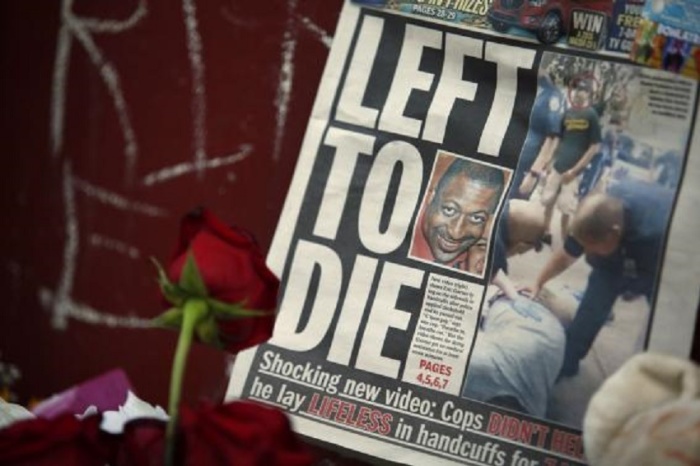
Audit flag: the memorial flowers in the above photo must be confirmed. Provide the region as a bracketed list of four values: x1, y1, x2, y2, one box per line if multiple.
[0, 208, 314, 466]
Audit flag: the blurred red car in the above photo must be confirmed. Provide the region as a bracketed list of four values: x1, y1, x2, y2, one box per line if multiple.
[488, 0, 613, 44]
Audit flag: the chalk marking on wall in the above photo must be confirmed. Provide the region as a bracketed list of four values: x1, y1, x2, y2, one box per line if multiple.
[297, 15, 333, 48]
[89, 233, 141, 259]
[272, 0, 299, 162]
[41, 162, 155, 329]
[48, 161, 80, 329]
[40, 289, 152, 328]
[142, 143, 252, 186]
[179, 0, 248, 180]
[50, 0, 146, 181]
[68, 18, 139, 178]
[78, 0, 147, 33]
[50, 18, 73, 158]
[182, 0, 208, 176]
[73, 177, 168, 217]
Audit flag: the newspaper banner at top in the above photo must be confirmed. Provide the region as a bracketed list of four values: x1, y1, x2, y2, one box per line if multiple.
[352, 0, 646, 53]
[630, 0, 700, 78]
[229, 2, 699, 465]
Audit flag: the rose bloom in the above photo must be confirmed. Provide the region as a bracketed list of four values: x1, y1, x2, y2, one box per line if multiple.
[168, 208, 279, 353]
[0, 414, 114, 466]
[1, 401, 315, 466]
[178, 401, 314, 466]
[115, 401, 316, 466]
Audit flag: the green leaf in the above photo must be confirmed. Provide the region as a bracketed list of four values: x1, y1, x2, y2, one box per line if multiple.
[152, 307, 184, 329]
[162, 284, 189, 307]
[195, 316, 222, 348]
[151, 257, 188, 306]
[179, 252, 208, 296]
[207, 297, 271, 318]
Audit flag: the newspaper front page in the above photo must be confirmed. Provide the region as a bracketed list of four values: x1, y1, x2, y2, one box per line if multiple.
[229, 2, 700, 465]
[352, 0, 645, 54]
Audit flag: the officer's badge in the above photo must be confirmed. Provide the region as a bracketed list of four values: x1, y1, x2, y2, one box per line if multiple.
[549, 96, 562, 112]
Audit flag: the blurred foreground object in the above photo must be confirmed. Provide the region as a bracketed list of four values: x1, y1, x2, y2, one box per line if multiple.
[0, 398, 314, 466]
[31, 369, 132, 419]
[583, 353, 700, 466]
[0, 398, 34, 429]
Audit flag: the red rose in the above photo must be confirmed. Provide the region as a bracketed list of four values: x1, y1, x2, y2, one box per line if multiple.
[114, 401, 315, 466]
[167, 208, 279, 353]
[115, 419, 167, 466]
[0, 414, 113, 466]
[179, 401, 315, 466]
[0, 402, 314, 466]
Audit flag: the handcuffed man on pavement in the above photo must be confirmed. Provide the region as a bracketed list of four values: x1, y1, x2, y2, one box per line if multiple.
[462, 199, 569, 417]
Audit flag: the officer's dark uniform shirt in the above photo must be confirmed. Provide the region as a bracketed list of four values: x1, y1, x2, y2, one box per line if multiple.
[564, 180, 673, 283]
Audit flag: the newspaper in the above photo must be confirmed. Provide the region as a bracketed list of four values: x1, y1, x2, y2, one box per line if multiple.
[630, 0, 700, 78]
[351, 0, 644, 53]
[228, 2, 700, 465]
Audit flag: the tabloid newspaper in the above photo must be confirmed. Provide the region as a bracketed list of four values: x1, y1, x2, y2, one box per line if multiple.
[630, 0, 700, 79]
[228, 2, 700, 465]
[351, 0, 645, 53]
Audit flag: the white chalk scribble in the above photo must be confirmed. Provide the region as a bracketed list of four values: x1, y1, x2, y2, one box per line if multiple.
[273, 0, 299, 162]
[182, 0, 208, 176]
[40, 288, 152, 328]
[73, 177, 168, 217]
[50, 0, 147, 181]
[49, 161, 80, 329]
[142, 144, 252, 186]
[44, 0, 310, 332]
[89, 233, 141, 259]
[41, 162, 159, 330]
[298, 15, 333, 48]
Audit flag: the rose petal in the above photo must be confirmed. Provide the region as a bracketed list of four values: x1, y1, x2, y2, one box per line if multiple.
[164, 209, 279, 354]
[101, 391, 168, 435]
[180, 401, 315, 466]
[0, 414, 113, 466]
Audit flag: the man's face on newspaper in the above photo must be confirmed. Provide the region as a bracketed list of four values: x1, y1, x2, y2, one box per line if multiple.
[423, 173, 497, 264]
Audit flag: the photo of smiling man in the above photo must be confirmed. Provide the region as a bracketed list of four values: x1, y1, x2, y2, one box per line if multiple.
[409, 152, 508, 276]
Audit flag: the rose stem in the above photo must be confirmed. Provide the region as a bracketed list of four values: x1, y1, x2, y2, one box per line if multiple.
[165, 298, 207, 466]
